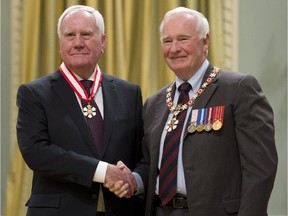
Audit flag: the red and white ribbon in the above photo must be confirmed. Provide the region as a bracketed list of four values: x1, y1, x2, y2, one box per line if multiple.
[59, 62, 102, 103]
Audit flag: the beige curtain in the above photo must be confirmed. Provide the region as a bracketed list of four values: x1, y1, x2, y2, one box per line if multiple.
[5, 0, 225, 215]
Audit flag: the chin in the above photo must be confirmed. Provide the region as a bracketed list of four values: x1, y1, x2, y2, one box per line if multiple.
[169, 64, 186, 72]
[70, 60, 89, 67]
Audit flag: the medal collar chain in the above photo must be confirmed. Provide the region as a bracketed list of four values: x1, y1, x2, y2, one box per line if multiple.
[165, 67, 220, 131]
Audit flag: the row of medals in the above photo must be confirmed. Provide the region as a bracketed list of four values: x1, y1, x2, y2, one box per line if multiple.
[187, 106, 224, 133]
[187, 117, 223, 133]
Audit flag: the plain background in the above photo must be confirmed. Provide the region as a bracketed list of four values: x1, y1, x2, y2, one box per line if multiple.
[238, 0, 287, 215]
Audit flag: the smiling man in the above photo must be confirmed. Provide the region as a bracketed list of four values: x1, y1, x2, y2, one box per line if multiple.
[107, 7, 277, 216]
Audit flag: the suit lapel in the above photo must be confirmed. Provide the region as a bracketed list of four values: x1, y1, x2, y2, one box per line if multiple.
[154, 86, 174, 133]
[150, 85, 173, 160]
[51, 71, 99, 157]
[100, 75, 116, 158]
[193, 64, 219, 109]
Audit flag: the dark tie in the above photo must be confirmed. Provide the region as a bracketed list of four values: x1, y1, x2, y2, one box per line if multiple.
[159, 82, 191, 205]
[80, 80, 103, 153]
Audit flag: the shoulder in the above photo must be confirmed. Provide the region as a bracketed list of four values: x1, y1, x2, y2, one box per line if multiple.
[217, 69, 260, 87]
[149, 82, 170, 97]
[144, 82, 172, 105]
[102, 73, 140, 89]
[16, 71, 62, 106]
[218, 70, 246, 80]
[18, 70, 61, 92]
[101, 74, 142, 101]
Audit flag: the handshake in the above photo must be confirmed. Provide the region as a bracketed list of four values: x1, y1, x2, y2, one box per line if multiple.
[104, 161, 136, 198]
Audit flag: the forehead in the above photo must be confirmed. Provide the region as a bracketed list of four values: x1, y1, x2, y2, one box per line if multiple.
[61, 11, 97, 30]
[164, 13, 196, 28]
[162, 13, 198, 36]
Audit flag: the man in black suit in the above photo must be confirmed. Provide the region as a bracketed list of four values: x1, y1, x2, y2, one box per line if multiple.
[16, 5, 143, 216]
[108, 7, 278, 216]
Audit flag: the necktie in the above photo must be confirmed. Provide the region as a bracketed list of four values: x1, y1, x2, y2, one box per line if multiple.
[159, 82, 192, 205]
[80, 80, 103, 153]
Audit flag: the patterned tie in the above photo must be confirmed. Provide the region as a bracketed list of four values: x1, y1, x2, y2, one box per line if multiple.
[159, 82, 191, 205]
[80, 80, 103, 153]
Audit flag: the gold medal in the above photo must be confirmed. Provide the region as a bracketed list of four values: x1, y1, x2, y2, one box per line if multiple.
[212, 119, 222, 130]
[83, 104, 96, 119]
[196, 124, 205, 132]
[211, 106, 224, 131]
[187, 122, 197, 133]
[196, 108, 206, 133]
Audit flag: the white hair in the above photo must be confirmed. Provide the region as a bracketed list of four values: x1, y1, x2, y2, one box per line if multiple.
[159, 7, 209, 40]
[57, 5, 105, 38]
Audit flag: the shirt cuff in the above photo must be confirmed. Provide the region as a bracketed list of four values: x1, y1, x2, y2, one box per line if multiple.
[132, 172, 144, 195]
[93, 161, 108, 183]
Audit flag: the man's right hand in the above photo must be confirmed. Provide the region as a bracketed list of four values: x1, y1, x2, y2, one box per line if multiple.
[104, 161, 136, 198]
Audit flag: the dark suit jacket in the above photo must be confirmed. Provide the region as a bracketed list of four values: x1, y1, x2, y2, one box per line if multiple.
[16, 70, 144, 216]
[134, 65, 277, 216]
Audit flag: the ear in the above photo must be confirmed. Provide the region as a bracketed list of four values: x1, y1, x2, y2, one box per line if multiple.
[101, 34, 107, 53]
[202, 33, 210, 52]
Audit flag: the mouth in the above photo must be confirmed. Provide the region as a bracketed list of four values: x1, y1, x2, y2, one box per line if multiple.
[170, 55, 186, 59]
[170, 56, 186, 60]
[70, 53, 88, 56]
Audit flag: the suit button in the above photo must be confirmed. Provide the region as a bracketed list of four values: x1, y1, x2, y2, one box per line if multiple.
[92, 194, 98, 199]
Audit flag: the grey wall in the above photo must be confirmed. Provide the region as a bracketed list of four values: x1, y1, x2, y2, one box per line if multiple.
[1, 0, 11, 215]
[238, 0, 287, 215]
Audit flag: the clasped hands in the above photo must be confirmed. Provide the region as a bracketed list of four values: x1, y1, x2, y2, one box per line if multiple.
[104, 161, 136, 198]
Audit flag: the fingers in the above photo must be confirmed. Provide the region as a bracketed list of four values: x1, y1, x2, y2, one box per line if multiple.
[117, 160, 131, 172]
[112, 182, 134, 198]
[103, 181, 115, 188]
[116, 160, 126, 170]
[104, 180, 131, 198]
[116, 161, 136, 192]
[114, 182, 130, 198]
[104, 162, 137, 198]
[103, 179, 125, 190]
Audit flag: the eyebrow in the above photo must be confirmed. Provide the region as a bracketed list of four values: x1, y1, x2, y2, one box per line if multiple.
[62, 28, 94, 35]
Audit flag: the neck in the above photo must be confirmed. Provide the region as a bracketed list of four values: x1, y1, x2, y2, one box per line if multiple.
[177, 59, 206, 81]
[75, 72, 93, 80]
[67, 65, 96, 80]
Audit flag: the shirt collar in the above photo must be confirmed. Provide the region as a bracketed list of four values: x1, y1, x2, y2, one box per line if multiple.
[73, 71, 95, 82]
[176, 59, 209, 94]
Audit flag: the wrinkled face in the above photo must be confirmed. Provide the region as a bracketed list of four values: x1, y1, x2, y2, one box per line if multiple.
[59, 11, 106, 75]
[161, 13, 209, 80]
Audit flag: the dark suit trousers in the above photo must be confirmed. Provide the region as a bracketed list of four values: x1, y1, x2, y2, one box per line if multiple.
[155, 205, 190, 216]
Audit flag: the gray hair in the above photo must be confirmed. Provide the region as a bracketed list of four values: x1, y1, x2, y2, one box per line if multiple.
[159, 7, 209, 41]
[57, 5, 105, 38]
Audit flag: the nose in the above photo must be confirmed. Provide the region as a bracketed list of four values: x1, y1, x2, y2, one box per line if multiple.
[74, 35, 85, 48]
[170, 40, 181, 53]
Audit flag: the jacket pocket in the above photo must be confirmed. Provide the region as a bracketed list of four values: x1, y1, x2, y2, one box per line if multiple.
[26, 194, 61, 208]
[223, 197, 240, 214]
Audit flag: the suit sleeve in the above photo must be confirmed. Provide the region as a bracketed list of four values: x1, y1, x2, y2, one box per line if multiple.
[234, 75, 277, 216]
[133, 96, 153, 190]
[16, 84, 99, 187]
